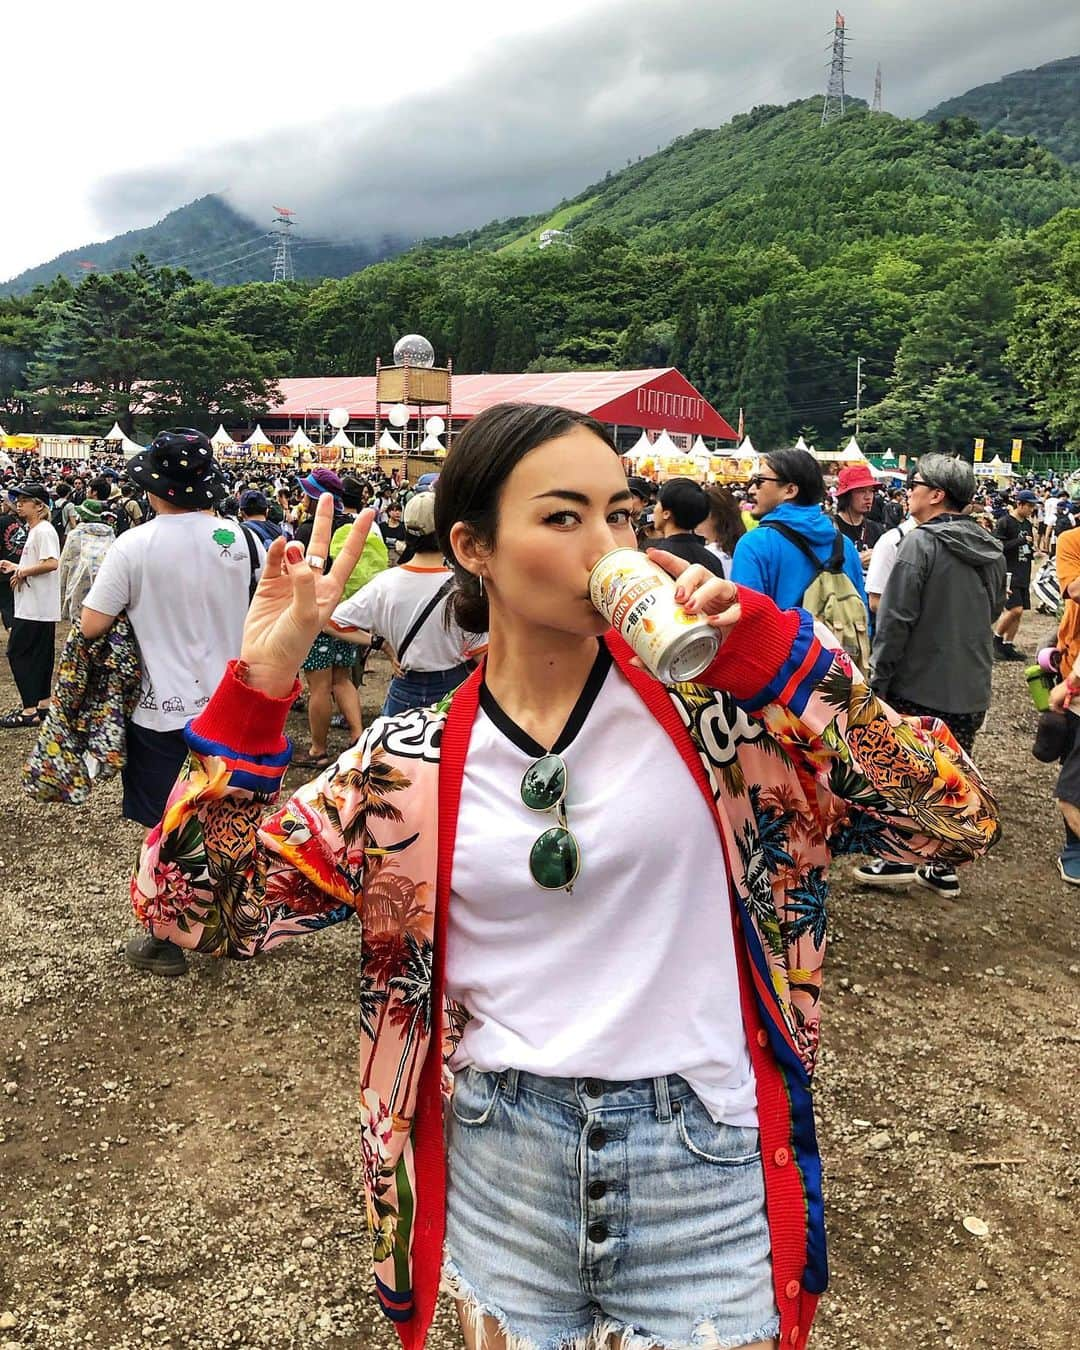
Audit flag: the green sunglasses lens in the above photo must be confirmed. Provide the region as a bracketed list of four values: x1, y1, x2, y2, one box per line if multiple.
[520, 752, 567, 812]
[529, 825, 581, 891]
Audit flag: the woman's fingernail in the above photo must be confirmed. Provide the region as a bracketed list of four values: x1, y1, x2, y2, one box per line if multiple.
[674, 587, 686, 603]
[286, 545, 303, 563]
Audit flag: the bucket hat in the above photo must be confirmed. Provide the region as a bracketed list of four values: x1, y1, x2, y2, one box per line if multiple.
[126, 428, 221, 508]
[295, 468, 344, 504]
[836, 464, 879, 495]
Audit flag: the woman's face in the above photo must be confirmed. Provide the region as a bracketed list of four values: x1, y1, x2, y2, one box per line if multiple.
[469, 426, 636, 638]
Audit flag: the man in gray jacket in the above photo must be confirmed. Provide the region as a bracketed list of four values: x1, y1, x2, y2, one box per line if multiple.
[854, 453, 1005, 897]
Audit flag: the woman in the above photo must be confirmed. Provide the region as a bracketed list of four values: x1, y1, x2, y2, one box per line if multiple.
[700, 483, 747, 577]
[328, 491, 483, 716]
[133, 403, 999, 1350]
[0, 483, 61, 727]
[293, 467, 363, 767]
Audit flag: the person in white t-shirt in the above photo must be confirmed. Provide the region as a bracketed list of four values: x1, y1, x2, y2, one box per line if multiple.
[0, 483, 61, 728]
[864, 514, 918, 614]
[329, 491, 484, 715]
[82, 429, 251, 978]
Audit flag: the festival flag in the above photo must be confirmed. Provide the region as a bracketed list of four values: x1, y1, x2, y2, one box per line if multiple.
[1011, 438, 1023, 464]
[973, 438, 985, 463]
[737, 407, 745, 441]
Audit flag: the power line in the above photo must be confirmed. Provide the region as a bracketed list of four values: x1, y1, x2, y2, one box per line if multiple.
[147, 231, 273, 271]
[197, 242, 276, 278]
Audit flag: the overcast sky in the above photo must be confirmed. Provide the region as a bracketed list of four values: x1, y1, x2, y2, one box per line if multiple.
[5, 0, 1078, 281]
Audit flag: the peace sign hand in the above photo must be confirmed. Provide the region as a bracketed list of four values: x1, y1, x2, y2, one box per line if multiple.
[240, 496, 375, 698]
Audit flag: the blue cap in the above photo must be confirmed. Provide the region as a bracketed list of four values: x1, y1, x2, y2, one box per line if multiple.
[1016, 490, 1038, 503]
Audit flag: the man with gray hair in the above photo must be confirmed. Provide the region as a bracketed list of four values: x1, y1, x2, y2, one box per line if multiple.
[854, 453, 1005, 897]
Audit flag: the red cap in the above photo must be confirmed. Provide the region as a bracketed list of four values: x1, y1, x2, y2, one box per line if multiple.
[836, 464, 878, 494]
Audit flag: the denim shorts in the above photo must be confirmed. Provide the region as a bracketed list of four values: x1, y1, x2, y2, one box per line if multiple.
[443, 1067, 780, 1350]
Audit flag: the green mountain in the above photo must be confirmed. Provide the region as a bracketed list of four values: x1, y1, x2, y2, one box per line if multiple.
[1, 194, 400, 295]
[431, 96, 1080, 260]
[6, 95, 1080, 457]
[923, 56, 1080, 166]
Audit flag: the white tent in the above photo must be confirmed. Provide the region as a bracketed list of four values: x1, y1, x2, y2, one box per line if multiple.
[839, 436, 865, 462]
[794, 435, 810, 452]
[880, 448, 896, 463]
[120, 435, 144, 460]
[378, 429, 402, 452]
[420, 433, 444, 454]
[651, 430, 680, 460]
[625, 429, 653, 462]
[986, 454, 1013, 478]
[243, 424, 273, 450]
[328, 428, 355, 450]
[210, 424, 236, 449]
[288, 427, 315, 450]
[692, 435, 710, 457]
[104, 422, 125, 442]
[737, 436, 757, 458]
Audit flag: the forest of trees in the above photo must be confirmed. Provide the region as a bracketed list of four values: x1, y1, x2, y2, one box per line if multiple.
[3, 99, 1080, 456]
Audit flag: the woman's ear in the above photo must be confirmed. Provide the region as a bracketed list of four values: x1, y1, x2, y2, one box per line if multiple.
[449, 521, 490, 577]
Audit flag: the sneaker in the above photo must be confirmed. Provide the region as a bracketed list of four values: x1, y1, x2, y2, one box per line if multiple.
[1057, 856, 1080, 886]
[125, 934, 188, 977]
[852, 859, 917, 887]
[915, 865, 961, 897]
[993, 637, 1026, 662]
[330, 712, 346, 729]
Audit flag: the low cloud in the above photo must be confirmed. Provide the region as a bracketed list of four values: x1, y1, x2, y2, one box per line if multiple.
[91, 0, 1080, 244]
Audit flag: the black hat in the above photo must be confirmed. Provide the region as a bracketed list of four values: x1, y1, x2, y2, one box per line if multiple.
[8, 481, 51, 506]
[627, 475, 655, 502]
[126, 428, 221, 508]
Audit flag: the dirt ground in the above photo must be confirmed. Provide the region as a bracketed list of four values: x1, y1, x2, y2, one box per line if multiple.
[0, 614, 1077, 1350]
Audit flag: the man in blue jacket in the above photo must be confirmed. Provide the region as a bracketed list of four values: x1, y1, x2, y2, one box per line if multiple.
[731, 447, 869, 611]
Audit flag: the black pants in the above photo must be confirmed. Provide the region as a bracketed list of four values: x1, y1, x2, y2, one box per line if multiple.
[0, 582, 13, 632]
[7, 618, 55, 708]
[888, 694, 982, 758]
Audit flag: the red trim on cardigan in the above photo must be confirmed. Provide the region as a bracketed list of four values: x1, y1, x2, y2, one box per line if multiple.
[190, 660, 300, 756]
[398, 665, 484, 1350]
[606, 633, 814, 1350]
[699, 586, 801, 701]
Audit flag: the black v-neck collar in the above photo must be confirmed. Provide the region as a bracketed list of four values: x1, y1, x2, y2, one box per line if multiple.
[479, 642, 613, 758]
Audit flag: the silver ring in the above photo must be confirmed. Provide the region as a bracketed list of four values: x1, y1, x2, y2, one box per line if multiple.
[306, 555, 325, 570]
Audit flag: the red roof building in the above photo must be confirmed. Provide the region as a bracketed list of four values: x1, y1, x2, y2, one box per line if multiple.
[262, 368, 736, 442]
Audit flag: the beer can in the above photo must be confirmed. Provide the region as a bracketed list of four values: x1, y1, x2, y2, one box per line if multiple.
[589, 548, 720, 684]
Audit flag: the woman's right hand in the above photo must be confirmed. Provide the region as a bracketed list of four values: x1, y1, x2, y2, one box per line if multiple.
[240, 496, 374, 698]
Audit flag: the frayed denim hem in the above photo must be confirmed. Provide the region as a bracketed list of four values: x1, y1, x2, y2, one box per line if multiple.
[440, 1255, 781, 1350]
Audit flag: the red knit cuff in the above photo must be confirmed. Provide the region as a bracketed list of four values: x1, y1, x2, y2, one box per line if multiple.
[699, 587, 802, 701]
[190, 660, 300, 757]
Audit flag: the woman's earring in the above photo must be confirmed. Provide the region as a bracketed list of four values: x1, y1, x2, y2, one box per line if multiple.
[478, 575, 485, 598]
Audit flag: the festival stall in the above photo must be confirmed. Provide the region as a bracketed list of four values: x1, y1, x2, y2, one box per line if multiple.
[241, 424, 280, 464]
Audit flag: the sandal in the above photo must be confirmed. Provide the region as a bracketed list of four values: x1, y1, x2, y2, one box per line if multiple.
[292, 751, 332, 770]
[0, 707, 39, 729]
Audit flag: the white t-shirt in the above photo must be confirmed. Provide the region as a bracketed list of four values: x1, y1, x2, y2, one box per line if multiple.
[1043, 496, 1059, 527]
[330, 565, 482, 672]
[865, 516, 918, 598]
[84, 512, 251, 732]
[446, 647, 758, 1128]
[15, 520, 61, 622]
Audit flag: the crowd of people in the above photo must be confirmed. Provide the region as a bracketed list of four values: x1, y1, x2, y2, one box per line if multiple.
[0, 417, 1066, 1350]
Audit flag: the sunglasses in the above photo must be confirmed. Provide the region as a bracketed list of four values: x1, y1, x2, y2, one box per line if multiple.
[909, 477, 938, 490]
[747, 474, 780, 489]
[520, 753, 580, 892]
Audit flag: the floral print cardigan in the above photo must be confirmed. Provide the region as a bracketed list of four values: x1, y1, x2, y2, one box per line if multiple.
[132, 587, 999, 1350]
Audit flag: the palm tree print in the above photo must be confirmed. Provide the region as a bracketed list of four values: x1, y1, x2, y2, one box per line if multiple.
[387, 933, 433, 1108]
[361, 933, 406, 1081]
[783, 866, 829, 948]
[359, 971, 388, 1041]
